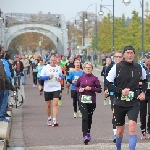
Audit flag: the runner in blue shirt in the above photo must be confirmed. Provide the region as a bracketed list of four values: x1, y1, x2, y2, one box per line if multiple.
[67, 59, 84, 118]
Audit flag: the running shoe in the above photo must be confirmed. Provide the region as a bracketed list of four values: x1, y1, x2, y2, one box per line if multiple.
[87, 133, 91, 141]
[40, 91, 43, 95]
[141, 132, 146, 140]
[33, 84, 35, 87]
[5, 113, 11, 117]
[52, 122, 59, 127]
[113, 134, 116, 143]
[147, 132, 150, 139]
[109, 100, 111, 105]
[78, 110, 82, 117]
[104, 99, 107, 105]
[0, 118, 10, 122]
[47, 119, 51, 126]
[83, 135, 89, 145]
[74, 112, 77, 118]
[58, 100, 62, 106]
[66, 90, 69, 94]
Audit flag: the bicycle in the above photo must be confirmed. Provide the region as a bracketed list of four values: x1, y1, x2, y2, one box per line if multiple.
[9, 75, 24, 108]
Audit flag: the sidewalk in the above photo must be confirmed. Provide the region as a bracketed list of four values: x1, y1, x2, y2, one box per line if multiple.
[0, 84, 25, 150]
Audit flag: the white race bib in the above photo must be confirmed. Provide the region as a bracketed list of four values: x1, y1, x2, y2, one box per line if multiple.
[50, 77, 58, 82]
[81, 95, 92, 103]
[121, 91, 134, 101]
[33, 69, 37, 72]
[69, 68, 74, 72]
[74, 76, 79, 81]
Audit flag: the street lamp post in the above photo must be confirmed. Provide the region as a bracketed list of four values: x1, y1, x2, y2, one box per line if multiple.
[113, 0, 114, 52]
[74, 12, 87, 51]
[0, 9, 3, 46]
[123, 0, 144, 57]
[82, 12, 85, 47]
[85, 3, 98, 52]
[99, 4, 114, 53]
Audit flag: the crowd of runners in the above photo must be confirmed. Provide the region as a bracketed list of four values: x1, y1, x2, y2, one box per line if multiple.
[1, 45, 150, 149]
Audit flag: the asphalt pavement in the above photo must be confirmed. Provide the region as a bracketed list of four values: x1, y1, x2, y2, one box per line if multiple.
[8, 68, 150, 150]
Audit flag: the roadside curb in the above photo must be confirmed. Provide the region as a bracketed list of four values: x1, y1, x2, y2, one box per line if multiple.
[0, 139, 6, 150]
[0, 111, 12, 150]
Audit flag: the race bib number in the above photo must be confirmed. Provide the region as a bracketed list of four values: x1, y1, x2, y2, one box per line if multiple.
[50, 77, 58, 82]
[74, 76, 79, 81]
[69, 68, 74, 72]
[81, 95, 92, 103]
[121, 91, 134, 101]
[147, 82, 150, 89]
[33, 69, 37, 72]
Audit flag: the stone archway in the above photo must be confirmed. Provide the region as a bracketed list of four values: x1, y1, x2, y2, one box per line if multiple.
[6, 29, 58, 50]
[4, 13, 68, 56]
[7, 29, 58, 56]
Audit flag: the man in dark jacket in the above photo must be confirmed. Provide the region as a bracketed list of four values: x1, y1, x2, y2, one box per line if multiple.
[13, 56, 24, 86]
[106, 46, 147, 150]
[0, 47, 15, 122]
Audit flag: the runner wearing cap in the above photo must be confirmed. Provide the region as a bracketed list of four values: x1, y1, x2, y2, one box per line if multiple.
[106, 46, 147, 150]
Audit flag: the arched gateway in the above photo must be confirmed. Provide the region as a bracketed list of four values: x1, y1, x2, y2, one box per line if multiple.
[4, 13, 69, 56]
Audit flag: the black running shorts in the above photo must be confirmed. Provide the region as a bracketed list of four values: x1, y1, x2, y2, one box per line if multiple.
[38, 78, 44, 86]
[44, 91, 60, 101]
[114, 105, 140, 126]
[71, 90, 79, 100]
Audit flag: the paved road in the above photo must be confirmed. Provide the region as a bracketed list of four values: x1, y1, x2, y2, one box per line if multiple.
[8, 69, 150, 150]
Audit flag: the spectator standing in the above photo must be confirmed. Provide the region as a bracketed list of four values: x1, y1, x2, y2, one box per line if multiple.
[0, 47, 15, 122]
[87, 54, 91, 61]
[101, 52, 106, 66]
[13, 57, 24, 86]
[21, 55, 29, 85]
[93, 53, 97, 67]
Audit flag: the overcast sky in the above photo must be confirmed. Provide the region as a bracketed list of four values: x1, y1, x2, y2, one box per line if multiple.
[0, 0, 150, 21]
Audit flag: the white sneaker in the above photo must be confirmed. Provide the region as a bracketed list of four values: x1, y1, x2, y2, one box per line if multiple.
[109, 100, 111, 105]
[78, 110, 82, 117]
[141, 132, 146, 139]
[47, 119, 51, 126]
[33, 84, 35, 87]
[74, 112, 77, 118]
[147, 133, 150, 139]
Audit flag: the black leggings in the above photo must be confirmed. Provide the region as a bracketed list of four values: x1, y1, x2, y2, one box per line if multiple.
[71, 90, 80, 113]
[27, 66, 30, 75]
[80, 102, 96, 136]
[32, 72, 37, 85]
[110, 95, 117, 130]
[140, 95, 150, 134]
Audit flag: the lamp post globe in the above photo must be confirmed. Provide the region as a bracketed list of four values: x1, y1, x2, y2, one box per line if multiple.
[98, 11, 104, 17]
[84, 18, 88, 22]
[122, 0, 131, 6]
[74, 24, 77, 27]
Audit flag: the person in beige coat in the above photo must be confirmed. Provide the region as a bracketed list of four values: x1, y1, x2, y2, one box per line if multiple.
[21, 55, 29, 85]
